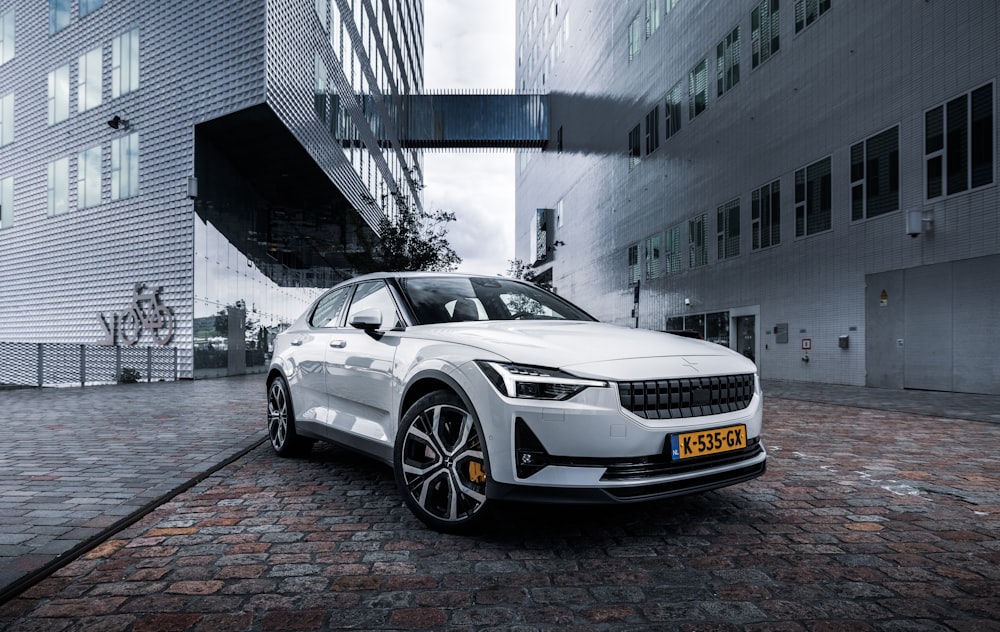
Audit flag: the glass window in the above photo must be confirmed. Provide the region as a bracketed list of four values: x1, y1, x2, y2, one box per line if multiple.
[77, 146, 101, 209]
[716, 27, 740, 97]
[645, 0, 661, 37]
[664, 225, 681, 273]
[112, 28, 139, 98]
[925, 83, 993, 199]
[751, 0, 780, 68]
[628, 244, 640, 285]
[688, 213, 707, 268]
[644, 234, 662, 279]
[752, 179, 781, 249]
[665, 316, 684, 331]
[314, 53, 327, 121]
[49, 0, 69, 34]
[628, 12, 642, 61]
[628, 124, 641, 170]
[47, 64, 70, 125]
[78, 46, 102, 112]
[795, 157, 832, 237]
[0, 10, 14, 66]
[47, 157, 69, 217]
[688, 59, 707, 119]
[111, 132, 139, 200]
[79, 0, 103, 17]
[684, 314, 705, 336]
[346, 281, 401, 329]
[0, 93, 12, 146]
[716, 198, 740, 259]
[315, 0, 328, 30]
[645, 105, 660, 154]
[706, 311, 731, 346]
[309, 287, 350, 327]
[665, 81, 683, 139]
[795, 0, 831, 33]
[851, 126, 899, 220]
[0, 176, 12, 229]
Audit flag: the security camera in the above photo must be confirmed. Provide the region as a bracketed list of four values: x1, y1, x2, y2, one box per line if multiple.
[684, 298, 691, 306]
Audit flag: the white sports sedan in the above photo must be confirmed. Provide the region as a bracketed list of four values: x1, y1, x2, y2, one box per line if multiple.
[266, 272, 765, 532]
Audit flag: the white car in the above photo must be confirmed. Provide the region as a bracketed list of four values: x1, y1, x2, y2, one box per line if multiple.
[266, 272, 765, 532]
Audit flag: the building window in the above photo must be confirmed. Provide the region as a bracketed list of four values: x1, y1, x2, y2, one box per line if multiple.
[851, 126, 899, 220]
[49, 0, 69, 34]
[795, 157, 832, 237]
[0, 10, 14, 66]
[628, 124, 641, 170]
[795, 0, 831, 34]
[0, 176, 12, 229]
[628, 12, 642, 61]
[665, 81, 683, 139]
[77, 146, 101, 209]
[77, 46, 102, 112]
[752, 179, 781, 249]
[47, 157, 69, 216]
[645, 106, 660, 154]
[688, 213, 707, 268]
[664, 225, 681, 273]
[0, 93, 12, 146]
[688, 59, 707, 119]
[79, 0, 103, 17]
[314, 54, 328, 121]
[627, 244, 640, 285]
[664, 0, 680, 15]
[47, 64, 70, 125]
[645, 0, 661, 37]
[644, 234, 662, 279]
[717, 199, 740, 260]
[315, 0, 328, 30]
[111, 132, 139, 200]
[706, 311, 731, 346]
[112, 28, 140, 98]
[751, 0, 780, 68]
[925, 83, 994, 200]
[716, 27, 740, 97]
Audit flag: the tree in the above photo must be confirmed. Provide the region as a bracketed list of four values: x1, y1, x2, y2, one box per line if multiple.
[351, 205, 462, 273]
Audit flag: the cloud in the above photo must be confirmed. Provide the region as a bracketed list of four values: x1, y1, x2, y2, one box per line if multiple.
[422, 1, 516, 276]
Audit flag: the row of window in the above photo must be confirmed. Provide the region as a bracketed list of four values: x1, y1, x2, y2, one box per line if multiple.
[628, 0, 827, 168]
[627, 83, 995, 283]
[0, 132, 138, 229]
[49, 0, 105, 35]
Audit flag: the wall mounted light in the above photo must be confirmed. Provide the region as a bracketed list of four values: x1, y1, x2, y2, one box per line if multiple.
[905, 208, 934, 238]
[107, 115, 130, 131]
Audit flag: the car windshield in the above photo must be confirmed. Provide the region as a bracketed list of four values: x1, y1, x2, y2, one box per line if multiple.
[398, 276, 596, 325]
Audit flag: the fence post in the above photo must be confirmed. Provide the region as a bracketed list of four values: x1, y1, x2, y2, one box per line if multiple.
[146, 347, 152, 383]
[80, 344, 86, 387]
[115, 345, 121, 383]
[173, 347, 179, 381]
[36, 343, 43, 387]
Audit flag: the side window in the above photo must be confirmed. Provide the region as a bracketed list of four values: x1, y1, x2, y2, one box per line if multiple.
[309, 287, 350, 327]
[346, 280, 401, 329]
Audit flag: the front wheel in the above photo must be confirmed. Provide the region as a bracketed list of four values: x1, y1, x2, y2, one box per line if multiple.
[267, 377, 312, 457]
[394, 390, 490, 533]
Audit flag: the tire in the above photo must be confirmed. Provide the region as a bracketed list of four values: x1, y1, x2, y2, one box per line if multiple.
[267, 377, 312, 457]
[394, 390, 490, 533]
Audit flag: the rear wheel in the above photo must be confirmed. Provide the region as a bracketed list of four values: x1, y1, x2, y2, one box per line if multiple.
[394, 390, 490, 533]
[267, 377, 312, 457]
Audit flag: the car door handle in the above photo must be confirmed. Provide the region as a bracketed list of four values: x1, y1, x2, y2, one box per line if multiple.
[290, 339, 303, 346]
[329, 340, 347, 348]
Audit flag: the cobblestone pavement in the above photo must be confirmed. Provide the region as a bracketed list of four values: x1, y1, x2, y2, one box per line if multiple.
[1, 387, 997, 631]
[0, 375, 266, 600]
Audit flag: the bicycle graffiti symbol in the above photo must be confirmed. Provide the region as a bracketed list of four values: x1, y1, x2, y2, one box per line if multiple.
[98, 283, 175, 346]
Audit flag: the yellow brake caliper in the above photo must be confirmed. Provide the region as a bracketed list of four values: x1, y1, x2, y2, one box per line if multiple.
[468, 461, 486, 484]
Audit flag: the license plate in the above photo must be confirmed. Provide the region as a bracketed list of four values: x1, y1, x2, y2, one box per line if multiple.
[669, 424, 747, 460]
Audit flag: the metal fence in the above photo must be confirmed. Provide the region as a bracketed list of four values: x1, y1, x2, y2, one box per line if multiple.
[0, 342, 179, 387]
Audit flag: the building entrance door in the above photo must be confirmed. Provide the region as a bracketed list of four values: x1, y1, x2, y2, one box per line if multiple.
[735, 315, 756, 363]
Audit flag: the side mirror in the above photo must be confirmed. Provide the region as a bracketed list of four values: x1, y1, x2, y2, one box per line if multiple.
[349, 308, 382, 331]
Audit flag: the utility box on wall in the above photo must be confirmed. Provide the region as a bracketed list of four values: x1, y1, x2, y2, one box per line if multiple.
[839, 335, 850, 349]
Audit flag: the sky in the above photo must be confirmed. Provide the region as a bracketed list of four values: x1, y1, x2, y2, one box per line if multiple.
[422, 0, 516, 277]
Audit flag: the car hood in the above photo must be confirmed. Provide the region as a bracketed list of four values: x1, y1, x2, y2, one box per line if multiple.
[405, 320, 756, 380]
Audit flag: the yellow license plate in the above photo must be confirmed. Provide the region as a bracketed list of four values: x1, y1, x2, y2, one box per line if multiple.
[669, 425, 747, 460]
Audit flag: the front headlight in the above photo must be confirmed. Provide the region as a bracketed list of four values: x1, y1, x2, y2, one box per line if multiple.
[475, 361, 608, 401]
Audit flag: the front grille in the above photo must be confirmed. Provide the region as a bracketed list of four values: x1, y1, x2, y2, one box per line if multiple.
[618, 373, 755, 419]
